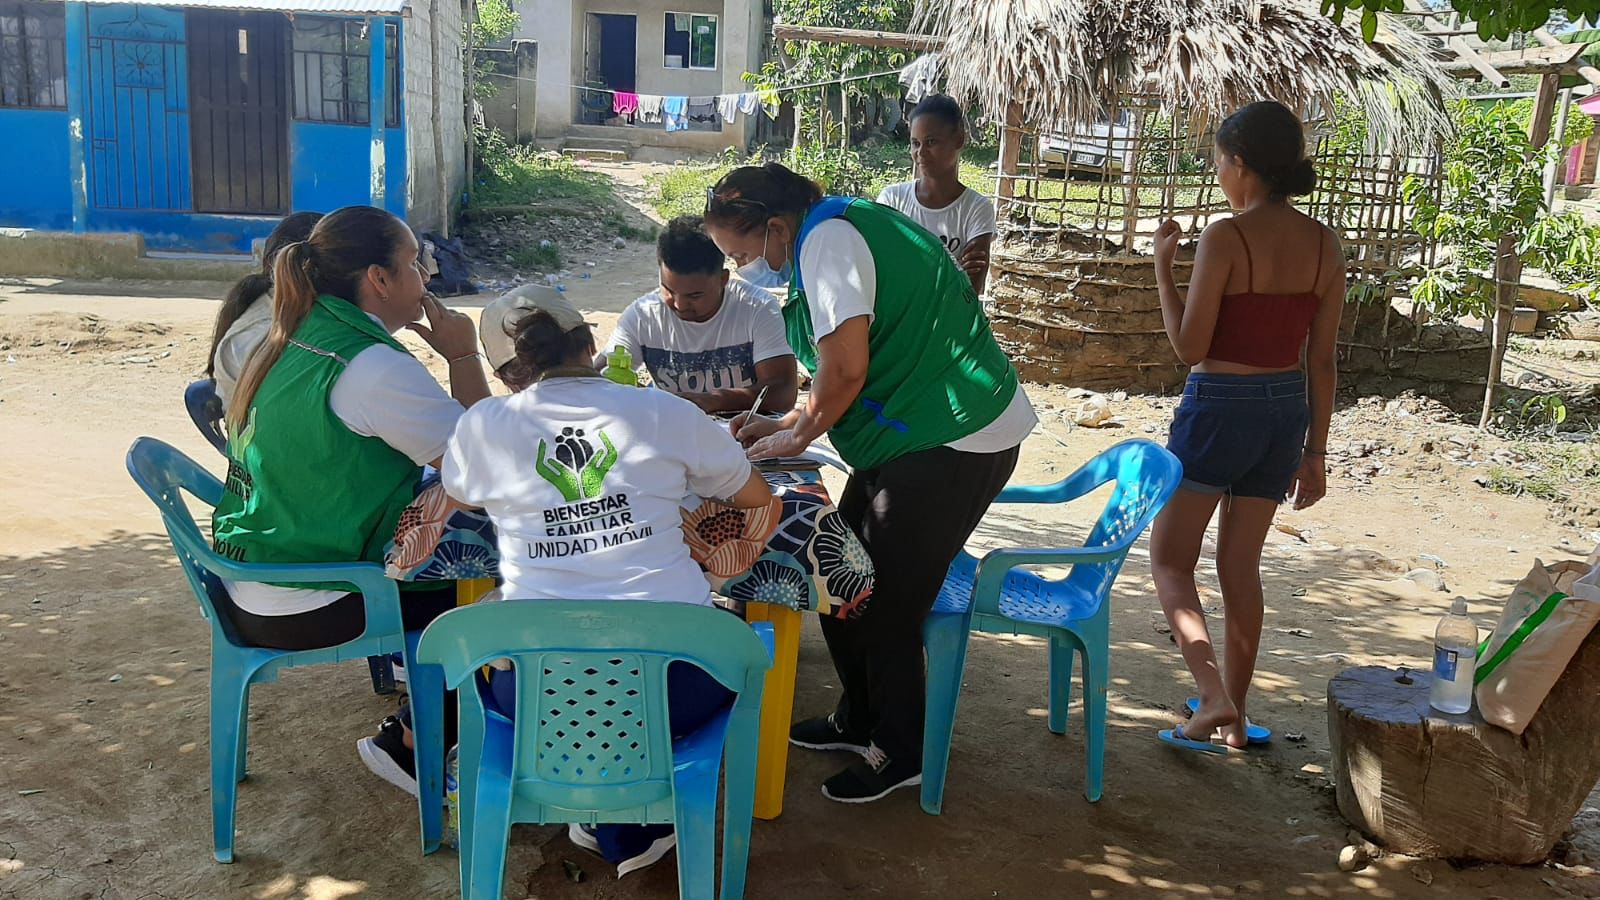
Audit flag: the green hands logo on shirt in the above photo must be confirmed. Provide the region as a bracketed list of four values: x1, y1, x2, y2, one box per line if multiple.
[228, 407, 258, 456]
[536, 426, 619, 502]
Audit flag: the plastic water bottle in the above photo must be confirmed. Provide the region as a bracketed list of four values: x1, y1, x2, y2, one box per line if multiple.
[603, 347, 638, 386]
[443, 745, 460, 850]
[1429, 598, 1478, 715]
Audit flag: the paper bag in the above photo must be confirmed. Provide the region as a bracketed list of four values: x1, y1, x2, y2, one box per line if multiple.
[1474, 558, 1600, 735]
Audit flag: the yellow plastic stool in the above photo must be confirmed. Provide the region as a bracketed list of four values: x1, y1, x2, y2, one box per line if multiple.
[457, 578, 495, 606]
[745, 602, 803, 820]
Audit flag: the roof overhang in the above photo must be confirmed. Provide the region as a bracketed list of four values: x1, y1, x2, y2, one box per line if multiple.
[42, 0, 410, 16]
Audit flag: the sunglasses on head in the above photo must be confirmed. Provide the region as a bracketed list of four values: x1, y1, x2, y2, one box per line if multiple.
[704, 186, 770, 217]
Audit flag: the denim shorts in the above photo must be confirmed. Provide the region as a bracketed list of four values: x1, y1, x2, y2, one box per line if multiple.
[1167, 372, 1309, 503]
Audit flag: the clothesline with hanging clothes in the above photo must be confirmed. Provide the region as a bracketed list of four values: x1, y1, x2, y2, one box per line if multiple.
[491, 66, 910, 131]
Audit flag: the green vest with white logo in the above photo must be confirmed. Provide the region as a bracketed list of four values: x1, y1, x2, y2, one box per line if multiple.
[212, 296, 424, 591]
[785, 197, 1019, 470]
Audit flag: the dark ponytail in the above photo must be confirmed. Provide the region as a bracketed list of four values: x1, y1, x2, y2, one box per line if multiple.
[1215, 101, 1317, 198]
[206, 211, 322, 377]
[512, 310, 595, 378]
[225, 206, 410, 429]
[704, 162, 824, 234]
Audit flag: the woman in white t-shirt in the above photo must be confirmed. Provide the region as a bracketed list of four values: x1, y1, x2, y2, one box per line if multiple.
[442, 289, 773, 878]
[874, 94, 996, 294]
[206, 211, 321, 405]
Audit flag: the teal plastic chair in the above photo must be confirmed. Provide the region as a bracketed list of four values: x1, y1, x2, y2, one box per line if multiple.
[921, 439, 1182, 810]
[415, 600, 773, 900]
[125, 436, 447, 862]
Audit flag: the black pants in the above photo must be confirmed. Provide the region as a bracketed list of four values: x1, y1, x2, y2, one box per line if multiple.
[216, 583, 458, 651]
[821, 443, 1020, 763]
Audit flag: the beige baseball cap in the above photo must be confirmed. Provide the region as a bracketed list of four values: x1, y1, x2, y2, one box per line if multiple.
[478, 284, 592, 370]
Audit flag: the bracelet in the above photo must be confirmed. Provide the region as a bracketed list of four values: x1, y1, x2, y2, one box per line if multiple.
[447, 352, 481, 364]
[1303, 448, 1327, 457]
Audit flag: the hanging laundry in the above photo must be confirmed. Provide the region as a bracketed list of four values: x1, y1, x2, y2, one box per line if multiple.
[638, 94, 664, 123]
[717, 93, 741, 122]
[736, 92, 761, 117]
[899, 54, 943, 104]
[662, 96, 689, 132]
[686, 97, 717, 122]
[757, 88, 780, 120]
[613, 91, 640, 117]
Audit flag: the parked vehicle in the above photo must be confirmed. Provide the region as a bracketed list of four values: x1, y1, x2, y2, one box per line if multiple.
[1039, 110, 1136, 177]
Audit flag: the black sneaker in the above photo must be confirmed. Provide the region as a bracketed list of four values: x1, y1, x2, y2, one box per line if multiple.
[356, 715, 418, 797]
[789, 713, 869, 755]
[821, 745, 922, 804]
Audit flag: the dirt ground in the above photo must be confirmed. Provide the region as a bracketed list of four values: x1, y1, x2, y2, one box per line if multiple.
[4, 169, 1600, 899]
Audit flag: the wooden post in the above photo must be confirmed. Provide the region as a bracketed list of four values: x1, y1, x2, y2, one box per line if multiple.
[996, 102, 1024, 203]
[841, 88, 850, 150]
[1546, 89, 1572, 205]
[1481, 72, 1560, 428]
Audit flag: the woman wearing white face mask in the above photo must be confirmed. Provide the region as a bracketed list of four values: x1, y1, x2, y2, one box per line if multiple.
[702, 163, 1037, 804]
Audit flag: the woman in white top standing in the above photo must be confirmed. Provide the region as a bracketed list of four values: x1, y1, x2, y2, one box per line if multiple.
[442, 289, 773, 877]
[875, 94, 996, 294]
[207, 211, 321, 405]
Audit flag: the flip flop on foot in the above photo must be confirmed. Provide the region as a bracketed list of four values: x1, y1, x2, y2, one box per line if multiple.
[1185, 698, 1271, 744]
[1158, 725, 1232, 755]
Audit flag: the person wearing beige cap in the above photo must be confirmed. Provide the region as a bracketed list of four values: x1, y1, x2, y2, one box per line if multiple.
[477, 283, 584, 391]
[441, 285, 774, 878]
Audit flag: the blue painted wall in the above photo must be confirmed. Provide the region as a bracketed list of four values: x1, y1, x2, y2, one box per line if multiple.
[291, 123, 409, 218]
[0, 109, 73, 230]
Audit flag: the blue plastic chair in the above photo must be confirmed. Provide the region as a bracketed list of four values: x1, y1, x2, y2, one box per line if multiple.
[184, 378, 228, 454]
[921, 439, 1182, 810]
[415, 600, 773, 900]
[125, 436, 447, 862]
[182, 378, 400, 695]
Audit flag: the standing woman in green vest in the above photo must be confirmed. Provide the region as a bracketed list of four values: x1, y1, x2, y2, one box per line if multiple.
[703, 163, 1037, 803]
[213, 205, 491, 796]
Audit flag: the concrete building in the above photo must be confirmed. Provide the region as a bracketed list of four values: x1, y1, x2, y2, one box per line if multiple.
[0, 0, 467, 253]
[514, 0, 764, 153]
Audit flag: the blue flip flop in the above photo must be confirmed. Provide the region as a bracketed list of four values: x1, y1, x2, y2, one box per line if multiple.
[1158, 725, 1231, 755]
[1185, 698, 1271, 744]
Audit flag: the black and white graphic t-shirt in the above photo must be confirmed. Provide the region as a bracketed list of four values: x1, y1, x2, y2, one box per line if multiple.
[442, 378, 753, 606]
[603, 278, 792, 395]
[875, 182, 996, 260]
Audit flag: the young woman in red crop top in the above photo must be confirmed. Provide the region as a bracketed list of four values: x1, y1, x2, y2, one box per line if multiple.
[1148, 101, 1345, 754]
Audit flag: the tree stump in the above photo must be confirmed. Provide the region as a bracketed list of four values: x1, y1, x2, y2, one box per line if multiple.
[1328, 623, 1600, 864]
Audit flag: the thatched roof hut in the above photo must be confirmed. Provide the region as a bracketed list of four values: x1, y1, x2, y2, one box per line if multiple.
[911, 0, 1461, 390]
[917, 0, 1453, 151]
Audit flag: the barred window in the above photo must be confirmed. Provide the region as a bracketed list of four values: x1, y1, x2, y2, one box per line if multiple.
[0, 1, 66, 110]
[291, 18, 399, 127]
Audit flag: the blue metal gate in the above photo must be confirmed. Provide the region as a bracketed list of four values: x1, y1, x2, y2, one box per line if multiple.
[86, 5, 191, 211]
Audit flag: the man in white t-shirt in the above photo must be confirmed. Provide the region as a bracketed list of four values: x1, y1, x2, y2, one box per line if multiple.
[875, 94, 997, 294]
[598, 216, 797, 415]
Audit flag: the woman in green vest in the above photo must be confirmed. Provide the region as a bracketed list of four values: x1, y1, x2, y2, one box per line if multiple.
[213, 205, 491, 796]
[703, 163, 1037, 803]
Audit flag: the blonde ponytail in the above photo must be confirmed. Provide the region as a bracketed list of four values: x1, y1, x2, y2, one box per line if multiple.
[226, 241, 319, 431]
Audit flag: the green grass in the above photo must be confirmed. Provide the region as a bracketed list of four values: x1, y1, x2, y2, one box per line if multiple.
[508, 242, 562, 271]
[1484, 441, 1600, 503]
[473, 137, 618, 209]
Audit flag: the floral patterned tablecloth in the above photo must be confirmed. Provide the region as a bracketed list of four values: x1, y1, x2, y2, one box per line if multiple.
[384, 468, 872, 618]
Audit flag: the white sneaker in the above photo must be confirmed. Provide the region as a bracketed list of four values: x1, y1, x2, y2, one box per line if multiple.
[567, 822, 602, 856]
[615, 832, 676, 879]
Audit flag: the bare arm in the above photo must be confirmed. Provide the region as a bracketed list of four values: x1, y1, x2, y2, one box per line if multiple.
[736, 316, 869, 458]
[958, 233, 995, 294]
[679, 355, 800, 414]
[1154, 223, 1233, 366]
[1304, 228, 1345, 456]
[726, 467, 775, 509]
[448, 357, 492, 408]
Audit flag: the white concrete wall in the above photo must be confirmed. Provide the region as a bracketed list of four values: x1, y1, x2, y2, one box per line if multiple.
[518, 0, 761, 148]
[403, 0, 468, 233]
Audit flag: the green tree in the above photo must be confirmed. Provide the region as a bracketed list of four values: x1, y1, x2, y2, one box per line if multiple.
[1403, 100, 1600, 425]
[756, 0, 916, 145]
[1322, 0, 1598, 41]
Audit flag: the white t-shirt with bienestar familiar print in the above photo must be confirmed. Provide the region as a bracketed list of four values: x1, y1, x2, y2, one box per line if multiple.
[441, 376, 754, 606]
[875, 182, 996, 261]
[602, 278, 791, 396]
